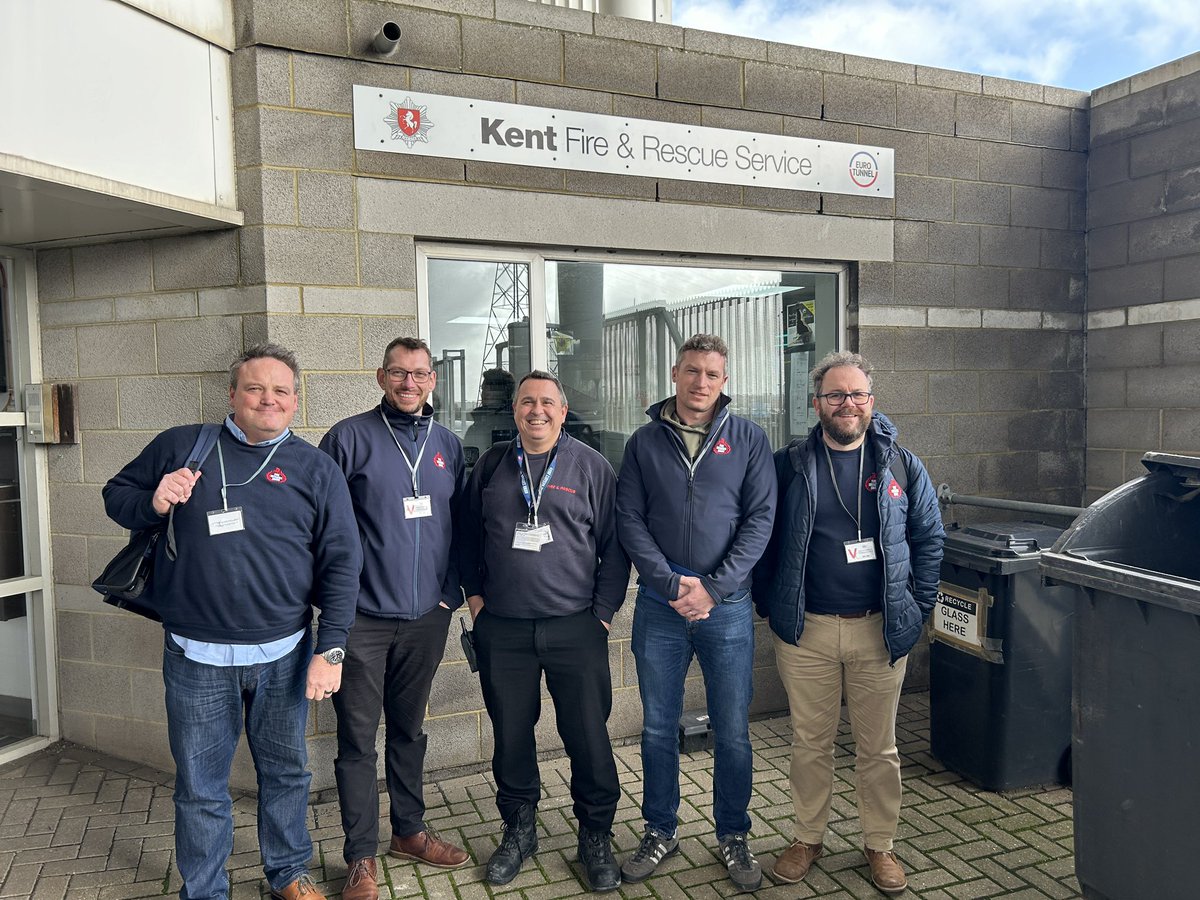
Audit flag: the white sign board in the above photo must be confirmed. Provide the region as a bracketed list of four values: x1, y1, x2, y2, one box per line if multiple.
[933, 586, 983, 649]
[353, 87, 895, 198]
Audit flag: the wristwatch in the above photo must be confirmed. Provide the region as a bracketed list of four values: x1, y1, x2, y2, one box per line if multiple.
[321, 648, 345, 665]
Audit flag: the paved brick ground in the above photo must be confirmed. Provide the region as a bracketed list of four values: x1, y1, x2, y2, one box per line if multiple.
[0, 692, 1079, 899]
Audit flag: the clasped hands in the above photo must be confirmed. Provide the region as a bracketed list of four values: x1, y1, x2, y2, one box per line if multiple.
[669, 575, 717, 622]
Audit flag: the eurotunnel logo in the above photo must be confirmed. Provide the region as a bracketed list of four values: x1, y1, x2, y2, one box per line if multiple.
[849, 150, 879, 188]
[713, 438, 732, 456]
[386, 98, 433, 148]
[433, 452, 446, 469]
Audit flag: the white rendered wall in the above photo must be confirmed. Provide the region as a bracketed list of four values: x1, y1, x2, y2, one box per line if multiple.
[0, 0, 235, 210]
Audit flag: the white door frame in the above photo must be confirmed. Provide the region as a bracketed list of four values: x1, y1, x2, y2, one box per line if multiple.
[0, 247, 59, 766]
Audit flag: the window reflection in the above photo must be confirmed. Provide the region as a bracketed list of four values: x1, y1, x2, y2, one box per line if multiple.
[0, 429, 21, 581]
[547, 261, 838, 467]
[427, 259, 532, 467]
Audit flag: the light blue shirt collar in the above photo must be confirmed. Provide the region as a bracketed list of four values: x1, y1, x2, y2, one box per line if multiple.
[224, 414, 291, 447]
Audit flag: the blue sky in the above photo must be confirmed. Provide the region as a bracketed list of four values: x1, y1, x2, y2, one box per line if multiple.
[672, 0, 1199, 91]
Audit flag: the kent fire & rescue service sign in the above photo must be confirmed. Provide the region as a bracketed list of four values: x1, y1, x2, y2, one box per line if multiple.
[353, 87, 895, 198]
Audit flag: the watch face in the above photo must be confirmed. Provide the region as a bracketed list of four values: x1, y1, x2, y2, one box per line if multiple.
[323, 648, 345, 665]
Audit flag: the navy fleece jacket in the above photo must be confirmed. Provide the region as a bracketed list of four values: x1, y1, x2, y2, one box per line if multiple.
[102, 424, 362, 653]
[616, 395, 777, 604]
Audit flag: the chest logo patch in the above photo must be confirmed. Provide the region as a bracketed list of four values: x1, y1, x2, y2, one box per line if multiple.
[865, 473, 879, 492]
[887, 479, 903, 499]
[433, 452, 446, 469]
[265, 467, 287, 484]
[712, 438, 732, 455]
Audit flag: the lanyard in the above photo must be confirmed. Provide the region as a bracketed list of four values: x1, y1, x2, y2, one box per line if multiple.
[380, 407, 433, 498]
[216, 436, 284, 511]
[823, 442, 865, 541]
[514, 434, 560, 526]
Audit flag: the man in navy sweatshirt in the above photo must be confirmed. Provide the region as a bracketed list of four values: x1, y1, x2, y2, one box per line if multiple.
[102, 344, 362, 900]
[458, 370, 629, 893]
[615, 333, 777, 893]
[318, 337, 469, 899]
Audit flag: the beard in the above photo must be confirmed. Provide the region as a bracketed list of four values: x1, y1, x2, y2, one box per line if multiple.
[819, 407, 871, 446]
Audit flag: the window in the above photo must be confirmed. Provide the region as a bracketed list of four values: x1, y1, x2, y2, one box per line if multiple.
[422, 247, 842, 468]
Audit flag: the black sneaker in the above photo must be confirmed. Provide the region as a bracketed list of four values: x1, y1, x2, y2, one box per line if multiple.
[719, 834, 762, 892]
[621, 828, 680, 883]
[485, 805, 538, 886]
[577, 827, 621, 892]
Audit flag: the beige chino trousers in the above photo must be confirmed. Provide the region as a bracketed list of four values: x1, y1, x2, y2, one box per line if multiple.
[772, 612, 906, 851]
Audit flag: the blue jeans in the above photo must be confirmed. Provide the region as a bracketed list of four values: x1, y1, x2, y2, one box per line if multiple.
[631, 587, 754, 839]
[164, 631, 313, 900]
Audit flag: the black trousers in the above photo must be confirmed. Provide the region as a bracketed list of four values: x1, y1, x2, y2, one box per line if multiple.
[333, 606, 452, 862]
[474, 607, 620, 832]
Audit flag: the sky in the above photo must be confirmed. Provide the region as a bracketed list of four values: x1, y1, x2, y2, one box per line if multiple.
[671, 0, 1200, 91]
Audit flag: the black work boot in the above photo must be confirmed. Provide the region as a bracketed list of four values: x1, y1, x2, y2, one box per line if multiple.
[577, 827, 621, 893]
[485, 805, 538, 885]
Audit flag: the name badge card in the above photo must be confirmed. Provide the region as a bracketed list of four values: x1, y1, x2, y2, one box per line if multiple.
[844, 538, 876, 564]
[208, 507, 245, 536]
[512, 522, 553, 552]
[404, 495, 433, 519]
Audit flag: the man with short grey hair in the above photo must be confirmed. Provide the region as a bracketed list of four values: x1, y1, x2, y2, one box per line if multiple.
[754, 350, 944, 894]
[458, 369, 629, 893]
[616, 333, 777, 892]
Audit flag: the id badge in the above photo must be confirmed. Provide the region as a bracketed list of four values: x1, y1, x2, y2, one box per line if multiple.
[208, 507, 245, 536]
[844, 538, 877, 564]
[404, 495, 433, 519]
[512, 522, 553, 552]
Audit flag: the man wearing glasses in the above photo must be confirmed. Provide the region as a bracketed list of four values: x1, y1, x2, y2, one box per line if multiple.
[319, 337, 469, 900]
[754, 351, 944, 894]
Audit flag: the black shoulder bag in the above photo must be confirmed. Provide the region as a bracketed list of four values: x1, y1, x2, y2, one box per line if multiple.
[92, 424, 222, 620]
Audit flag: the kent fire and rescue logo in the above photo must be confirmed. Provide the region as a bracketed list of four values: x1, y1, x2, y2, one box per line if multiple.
[386, 98, 434, 148]
[433, 452, 446, 469]
[865, 473, 879, 492]
[887, 478, 903, 499]
[265, 467, 287, 484]
[712, 438, 732, 456]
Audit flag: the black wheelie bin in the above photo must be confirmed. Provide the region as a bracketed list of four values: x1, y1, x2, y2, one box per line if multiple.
[1040, 452, 1200, 900]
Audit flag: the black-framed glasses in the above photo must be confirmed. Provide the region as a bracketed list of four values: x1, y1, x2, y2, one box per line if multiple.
[817, 390, 873, 407]
[385, 368, 433, 384]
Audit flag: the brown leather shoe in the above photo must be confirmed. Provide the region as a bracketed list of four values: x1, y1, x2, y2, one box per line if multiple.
[341, 857, 378, 900]
[389, 829, 471, 869]
[865, 848, 908, 894]
[771, 839, 823, 883]
[270, 874, 326, 900]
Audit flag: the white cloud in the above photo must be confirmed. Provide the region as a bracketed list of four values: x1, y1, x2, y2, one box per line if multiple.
[672, 0, 1200, 90]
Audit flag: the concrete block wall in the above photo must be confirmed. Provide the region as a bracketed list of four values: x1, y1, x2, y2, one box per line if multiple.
[35, 0, 1090, 788]
[1085, 54, 1200, 498]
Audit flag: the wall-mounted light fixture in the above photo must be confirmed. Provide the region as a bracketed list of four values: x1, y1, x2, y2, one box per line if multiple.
[372, 22, 401, 54]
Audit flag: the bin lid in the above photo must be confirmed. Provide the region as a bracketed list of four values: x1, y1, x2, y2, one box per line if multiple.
[945, 521, 1065, 557]
[1040, 452, 1200, 614]
[943, 521, 1066, 574]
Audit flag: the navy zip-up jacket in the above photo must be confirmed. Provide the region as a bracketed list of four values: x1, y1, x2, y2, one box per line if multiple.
[616, 395, 777, 604]
[319, 401, 466, 618]
[102, 424, 362, 654]
[752, 412, 946, 664]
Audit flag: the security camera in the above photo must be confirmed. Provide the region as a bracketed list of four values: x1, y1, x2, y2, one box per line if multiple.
[373, 22, 401, 54]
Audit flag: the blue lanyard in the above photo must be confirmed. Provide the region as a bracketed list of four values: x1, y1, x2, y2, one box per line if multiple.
[514, 434, 560, 525]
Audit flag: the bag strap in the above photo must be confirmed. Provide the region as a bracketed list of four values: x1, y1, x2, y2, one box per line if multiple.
[166, 424, 222, 561]
[888, 445, 911, 493]
[477, 440, 511, 491]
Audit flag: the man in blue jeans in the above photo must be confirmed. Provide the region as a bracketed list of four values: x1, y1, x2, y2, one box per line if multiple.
[103, 345, 361, 900]
[615, 334, 777, 891]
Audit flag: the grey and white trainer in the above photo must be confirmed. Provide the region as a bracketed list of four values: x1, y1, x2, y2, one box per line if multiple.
[719, 833, 763, 892]
[620, 828, 679, 883]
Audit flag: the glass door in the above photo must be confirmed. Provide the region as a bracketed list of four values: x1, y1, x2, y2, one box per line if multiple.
[0, 251, 55, 761]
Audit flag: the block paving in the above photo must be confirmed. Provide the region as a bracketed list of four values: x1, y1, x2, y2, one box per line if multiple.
[0, 692, 1079, 899]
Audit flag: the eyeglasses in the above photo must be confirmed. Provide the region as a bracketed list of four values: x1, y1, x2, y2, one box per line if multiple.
[817, 390, 873, 407]
[385, 368, 433, 384]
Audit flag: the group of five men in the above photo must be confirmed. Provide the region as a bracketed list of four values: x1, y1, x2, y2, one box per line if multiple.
[103, 333, 944, 900]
